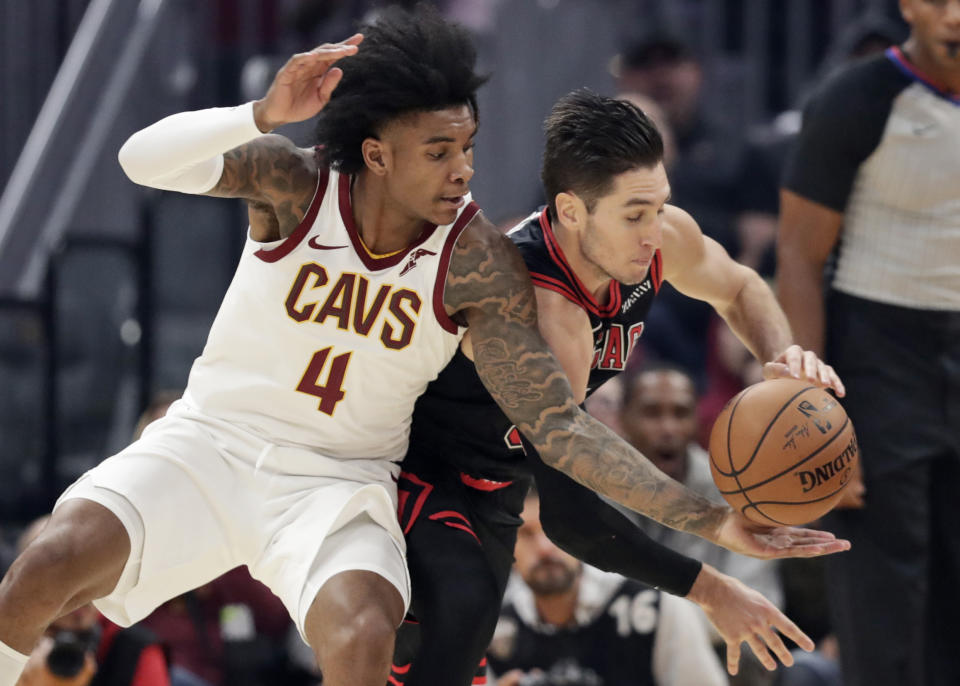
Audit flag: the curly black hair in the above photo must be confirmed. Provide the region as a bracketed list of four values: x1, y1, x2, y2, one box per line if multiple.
[315, 4, 487, 174]
[541, 89, 664, 218]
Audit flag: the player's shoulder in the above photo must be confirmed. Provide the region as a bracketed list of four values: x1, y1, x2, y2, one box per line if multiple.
[445, 208, 532, 307]
[660, 204, 704, 264]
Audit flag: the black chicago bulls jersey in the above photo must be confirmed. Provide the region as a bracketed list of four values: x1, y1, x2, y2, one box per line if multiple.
[404, 208, 661, 482]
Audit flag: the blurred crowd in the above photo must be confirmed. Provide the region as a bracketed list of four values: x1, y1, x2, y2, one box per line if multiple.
[0, 1, 933, 685]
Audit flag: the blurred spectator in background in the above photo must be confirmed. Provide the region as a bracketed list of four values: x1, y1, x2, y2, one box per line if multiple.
[611, 35, 746, 388]
[131, 394, 303, 686]
[778, 0, 960, 684]
[618, 365, 782, 686]
[583, 376, 627, 438]
[486, 487, 727, 686]
[14, 517, 170, 686]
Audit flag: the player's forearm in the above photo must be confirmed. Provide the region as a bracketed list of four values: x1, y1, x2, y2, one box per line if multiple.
[776, 255, 826, 356]
[118, 102, 264, 192]
[715, 269, 793, 363]
[529, 451, 703, 596]
[526, 406, 730, 540]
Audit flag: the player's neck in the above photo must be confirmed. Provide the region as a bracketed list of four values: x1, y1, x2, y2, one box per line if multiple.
[551, 218, 615, 305]
[901, 39, 960, 96]
[533, 582, 581, 627]
[350, 172, 427, 254]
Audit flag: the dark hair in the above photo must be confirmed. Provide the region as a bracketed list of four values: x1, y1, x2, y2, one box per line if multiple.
[541, 89, 664, 218]
[620, 361, 697, 408]
[620, 35, 697, 70]
[314, 4, 487, 174]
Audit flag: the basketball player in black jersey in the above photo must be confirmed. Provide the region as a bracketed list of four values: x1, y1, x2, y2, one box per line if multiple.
[393, 91, 847, 686]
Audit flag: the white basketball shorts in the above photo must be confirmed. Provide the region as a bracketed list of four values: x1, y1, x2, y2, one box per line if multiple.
[55, 399, 410, 638]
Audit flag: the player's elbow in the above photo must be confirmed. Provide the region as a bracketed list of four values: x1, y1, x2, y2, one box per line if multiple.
[117, 132, 153, 185]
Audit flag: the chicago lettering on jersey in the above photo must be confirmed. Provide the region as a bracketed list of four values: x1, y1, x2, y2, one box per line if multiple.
[284, 262, 422, 350]
[592, 322, 645, 371]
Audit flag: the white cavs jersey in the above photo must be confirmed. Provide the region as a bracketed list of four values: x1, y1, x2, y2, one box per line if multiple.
[183, 166, 477, 461]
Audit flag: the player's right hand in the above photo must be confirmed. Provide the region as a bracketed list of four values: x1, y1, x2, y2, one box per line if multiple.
[715, 510, 851, 559]
[253, 34, 363, 132]
[688, 564, 813, 676]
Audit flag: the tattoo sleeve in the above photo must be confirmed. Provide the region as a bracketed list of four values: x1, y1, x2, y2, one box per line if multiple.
[444, 217, 728, 540]
[207, 135, 317, 238]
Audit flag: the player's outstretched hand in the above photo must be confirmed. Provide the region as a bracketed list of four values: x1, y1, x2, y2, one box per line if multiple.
[763, 344, 845, 397]
[253, 34, 363, 132]
[688, 564, 814, 676]
[716, 511, 850, 559]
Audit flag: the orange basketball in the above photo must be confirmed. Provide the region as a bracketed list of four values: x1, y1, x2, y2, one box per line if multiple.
[709, 378, 859, 526]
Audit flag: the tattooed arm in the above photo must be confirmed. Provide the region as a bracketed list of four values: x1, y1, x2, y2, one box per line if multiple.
[445, 215, 850, 561]
[445, 215, 727, 539]
[118, 36, 361, 240]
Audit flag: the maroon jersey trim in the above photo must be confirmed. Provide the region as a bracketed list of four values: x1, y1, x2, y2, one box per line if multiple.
[253, 167, 329, 262]
[538, 208, 621, 317]
[338, 173, 440, 270]
[432, 201, 481, 334]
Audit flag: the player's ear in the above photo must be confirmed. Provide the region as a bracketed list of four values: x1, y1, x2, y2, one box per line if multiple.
[897, 0, 914, 23]
[362, 137, 389, 176]
[555, 192, 587, 230]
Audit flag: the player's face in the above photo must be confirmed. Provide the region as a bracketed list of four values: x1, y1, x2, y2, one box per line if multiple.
[580, 164, 670, 286]
[901, 0, 960, 70]
[515, 496, 581, 595]
[378, 105, 477, 226]
[620, 370, 698, 483]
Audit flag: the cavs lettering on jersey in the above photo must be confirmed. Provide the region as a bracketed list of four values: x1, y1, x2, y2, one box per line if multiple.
[183, 166, 477, 461]
[404, 208, 662, 481]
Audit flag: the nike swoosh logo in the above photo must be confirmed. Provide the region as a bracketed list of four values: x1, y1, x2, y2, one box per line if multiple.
[308, 236, 348, 250]
[912, 123, 937, 136]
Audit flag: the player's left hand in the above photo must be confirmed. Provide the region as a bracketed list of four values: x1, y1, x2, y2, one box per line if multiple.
[763, 344, 845, 397]
[716, 511, 851, 559]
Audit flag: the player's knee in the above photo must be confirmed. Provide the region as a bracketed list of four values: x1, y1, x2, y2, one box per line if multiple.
[319, 604, 397, 664]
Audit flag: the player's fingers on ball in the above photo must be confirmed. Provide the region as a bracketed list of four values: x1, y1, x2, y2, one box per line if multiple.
[746, 634, 777, 671]
[785, 349, 803, 378]
[830, 367, 846, 396]
[802, 350, 819, 381]
[763, 361, 790, 380]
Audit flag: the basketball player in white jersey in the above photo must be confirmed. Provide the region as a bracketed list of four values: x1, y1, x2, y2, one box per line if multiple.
[0, 8, 847, 686]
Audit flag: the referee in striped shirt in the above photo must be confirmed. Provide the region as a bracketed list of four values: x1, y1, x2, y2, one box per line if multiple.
[777, 2, 960, 685]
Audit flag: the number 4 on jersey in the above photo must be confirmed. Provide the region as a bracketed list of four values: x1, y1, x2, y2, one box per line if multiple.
[296, 347, 352, 415]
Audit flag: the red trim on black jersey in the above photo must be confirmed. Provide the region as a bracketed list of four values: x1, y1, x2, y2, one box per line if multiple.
[397, 471, 434, 535]
[432, 201, 481, 334]
[428, 510, 481, 544]
[529, 272, 581, 307]
[538, 208, 621, 317]
[338, 173, 441, 270]
[460, 472, 514, 491]
[253, 167, 329, 262]
[651, 250, 663, 292]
